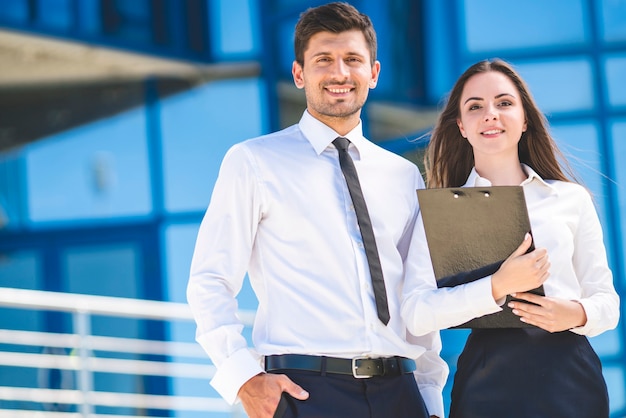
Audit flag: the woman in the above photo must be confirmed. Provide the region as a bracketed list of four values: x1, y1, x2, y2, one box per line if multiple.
[402, 59, 620, 418]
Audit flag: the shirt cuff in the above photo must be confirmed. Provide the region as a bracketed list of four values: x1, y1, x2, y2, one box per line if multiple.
[465, 276, 502, 314]
[569, 298, 596, 335]
[210, 348, 264, 405]
[420, 384, 444, 418]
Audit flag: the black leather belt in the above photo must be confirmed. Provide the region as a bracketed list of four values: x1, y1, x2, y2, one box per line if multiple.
[264, 354, 416, 378]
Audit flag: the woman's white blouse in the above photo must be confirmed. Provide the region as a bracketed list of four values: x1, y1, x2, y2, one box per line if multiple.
[402, 164, 620, 337]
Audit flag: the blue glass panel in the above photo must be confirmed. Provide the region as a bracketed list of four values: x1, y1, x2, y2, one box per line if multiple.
[0, 250, 43, 395]
[63, 243, 141, 338]
[424, 0, 458, 104]
[590, 328, 622, 357]
[0, 153, 24, 230]
[611, 119, 626, 283]
[462, 0, 587, 53]
[163, 224, 198, 304]
[164, 224, 216, 401]
[0, 0, 29, 22]
[0, 250, 40, 289]
[37, 0, 72, 29]
[275, 0, 306, 6]
[108, 0, 151, 43]
[440, 328, 470, 411]
[0, 252, 43, 411]
[605, 366, 626, 414]
[515, 59, 595, 114]
[64, 244, 140, 299]
[605, 55, 626, 107]
[278, 18, 298, 77]
[209, 0, 259, 59]
[600, 0, 626, 42]
[550, 122, 605, 211]
[160, 78, 267, 213]
[0, 250, 42, 330]
[25, 108, 152, 223]
[63, 243, 142, 415]
[114, 0, 149, 21]
[77, 0, 101, 34]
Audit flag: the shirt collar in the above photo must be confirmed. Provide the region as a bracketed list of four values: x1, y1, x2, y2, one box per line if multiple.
[298, 110, 367, 157]
[464, 163, 558, 193]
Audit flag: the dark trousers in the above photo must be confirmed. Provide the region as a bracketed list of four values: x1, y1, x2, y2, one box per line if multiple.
[450, 328, 609, 418]
[270, 370, 430, 418]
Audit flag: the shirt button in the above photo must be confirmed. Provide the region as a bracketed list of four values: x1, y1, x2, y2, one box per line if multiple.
[357, 242, 364, 249]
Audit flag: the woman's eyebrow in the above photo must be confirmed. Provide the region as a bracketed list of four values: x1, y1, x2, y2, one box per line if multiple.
[463, 93, 516, 105]
[463, 96, 482, 105]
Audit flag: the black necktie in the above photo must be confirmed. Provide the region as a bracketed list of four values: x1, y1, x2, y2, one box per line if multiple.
[333, 137, 390, 325]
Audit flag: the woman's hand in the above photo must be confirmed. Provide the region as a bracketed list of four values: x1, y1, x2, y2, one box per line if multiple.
[491, 233, 550, 301]
[509, 292, 588, 332]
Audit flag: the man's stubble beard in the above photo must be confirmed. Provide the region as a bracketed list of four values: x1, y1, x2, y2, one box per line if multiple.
[310, 97, 365, 120]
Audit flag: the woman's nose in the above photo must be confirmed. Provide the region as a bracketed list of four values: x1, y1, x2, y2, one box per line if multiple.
[484, 106, 498, 121]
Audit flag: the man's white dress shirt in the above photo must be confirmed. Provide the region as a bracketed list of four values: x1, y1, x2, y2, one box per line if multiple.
[402, 164, 620, 337]
[187, 111, 448, 416]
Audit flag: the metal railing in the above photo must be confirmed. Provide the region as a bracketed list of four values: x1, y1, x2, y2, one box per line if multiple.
[0, 287, 255, 417]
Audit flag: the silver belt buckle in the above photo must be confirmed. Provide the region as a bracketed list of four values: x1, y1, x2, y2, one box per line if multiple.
[352, 356, 373, 379]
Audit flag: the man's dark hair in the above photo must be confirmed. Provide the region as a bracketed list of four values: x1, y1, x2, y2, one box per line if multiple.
[294, 2, 377, 66]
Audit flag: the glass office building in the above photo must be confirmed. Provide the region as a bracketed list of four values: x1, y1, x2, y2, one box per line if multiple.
[0, 0, 624, 416]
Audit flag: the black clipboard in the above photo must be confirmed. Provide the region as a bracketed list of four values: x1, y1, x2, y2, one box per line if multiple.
[416, 186, 544, 328]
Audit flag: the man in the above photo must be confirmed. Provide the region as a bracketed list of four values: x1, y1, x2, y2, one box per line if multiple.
[187, 3, 447, 417]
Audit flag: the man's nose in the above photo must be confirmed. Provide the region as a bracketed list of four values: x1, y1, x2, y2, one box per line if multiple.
[331, 60, 350, 78]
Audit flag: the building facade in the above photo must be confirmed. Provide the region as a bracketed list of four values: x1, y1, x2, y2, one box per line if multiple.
[0, 0, 624, 416]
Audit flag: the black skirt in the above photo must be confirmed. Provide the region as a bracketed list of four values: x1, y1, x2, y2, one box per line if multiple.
[449, 328, 609, 418]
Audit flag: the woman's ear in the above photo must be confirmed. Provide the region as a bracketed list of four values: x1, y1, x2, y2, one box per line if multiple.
[457, 119, 467, 138]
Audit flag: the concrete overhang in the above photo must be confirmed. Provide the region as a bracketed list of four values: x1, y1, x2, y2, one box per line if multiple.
[0, 29, 259, 152]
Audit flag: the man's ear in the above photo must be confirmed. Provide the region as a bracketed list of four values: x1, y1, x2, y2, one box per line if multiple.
[292, 61, 305, 89]
[369, 60, 381, 89]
